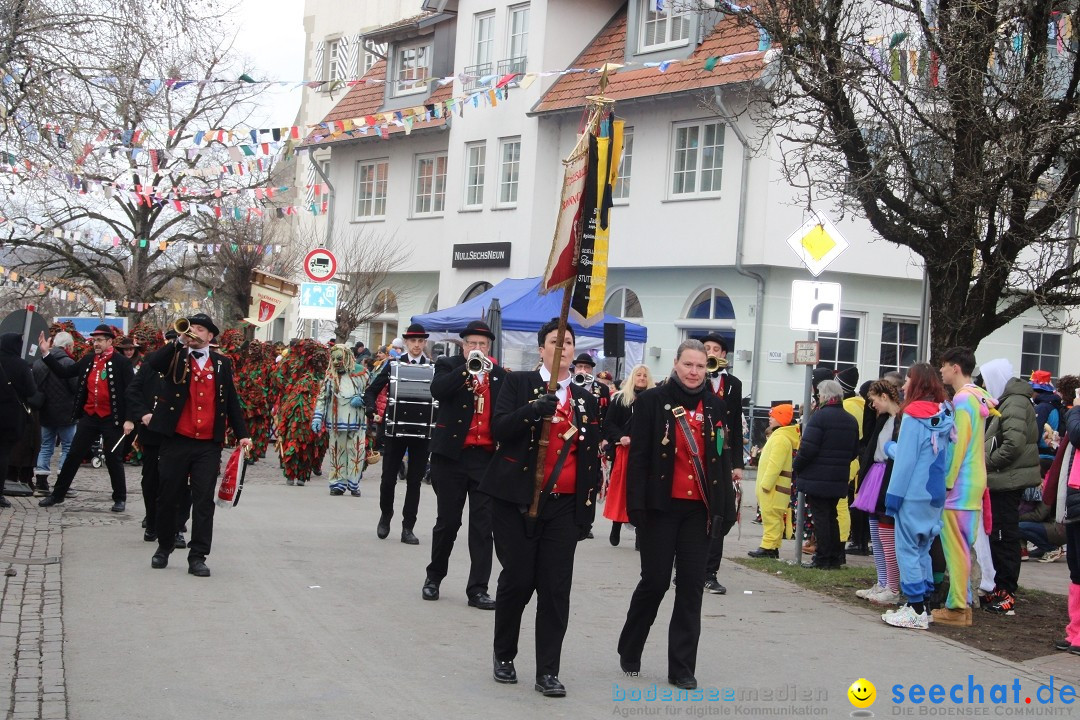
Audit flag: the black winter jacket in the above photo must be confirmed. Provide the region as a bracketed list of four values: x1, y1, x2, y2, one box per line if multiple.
[32, 347, 79, 427]
[792, 401, 860, 498]
[0, 333, 34, 434]
[428, 353, 506, 460]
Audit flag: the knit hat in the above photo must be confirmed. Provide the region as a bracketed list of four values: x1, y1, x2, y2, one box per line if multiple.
[769, 403, 794, 426]
[835, 366, 860, 394]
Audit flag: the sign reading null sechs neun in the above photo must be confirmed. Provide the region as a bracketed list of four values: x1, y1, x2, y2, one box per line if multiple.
[451, 242, 512, 269]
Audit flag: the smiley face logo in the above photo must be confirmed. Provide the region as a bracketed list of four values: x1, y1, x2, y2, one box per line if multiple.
[848, 678, 876, 709]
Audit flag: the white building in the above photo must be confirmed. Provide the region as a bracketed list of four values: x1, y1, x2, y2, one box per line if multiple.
[301, 0, 1079, 438]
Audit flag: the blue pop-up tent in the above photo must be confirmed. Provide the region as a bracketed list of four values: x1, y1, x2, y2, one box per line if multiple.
[412, 277, 647, 370]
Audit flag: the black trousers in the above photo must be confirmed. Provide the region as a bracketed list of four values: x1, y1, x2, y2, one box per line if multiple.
[989, 488, 1023, 593]
[51, 415, 126, 502]
[806, 494, 842, 566]
[618, 500, 709, 680]
[155, 436, 221, 561]
[140, 442, 191, 534]
[426, 449, 493, 596]
[848, 506, 871, 549]
[1067, 521, 1080, 585]
[492, 494, 579, 678]
[379, 434, 429, 529]
[705, 531, 724, 577]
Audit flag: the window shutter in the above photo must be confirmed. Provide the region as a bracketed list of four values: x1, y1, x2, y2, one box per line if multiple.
[313, 41, 325, 83]
[348, 34, 362, 78]
[305, 159, 317, 204]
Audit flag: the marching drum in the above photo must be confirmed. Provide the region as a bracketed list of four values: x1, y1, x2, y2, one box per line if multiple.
[385, 362, 438, 439]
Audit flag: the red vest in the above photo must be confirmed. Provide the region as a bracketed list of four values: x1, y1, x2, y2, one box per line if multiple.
[83, 350, 113, 417]
[463, 375, 494, 451]
[544, 395, 579, 495]
[175, 359, 217, 440]
[671, 401, 705, 501]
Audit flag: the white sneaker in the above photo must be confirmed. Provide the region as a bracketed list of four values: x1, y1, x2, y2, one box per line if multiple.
[868, 587, 902, 605]
[1039, 547, 1065, 563]
[856, 583, 883, 599]
[883, 604, 929, 630]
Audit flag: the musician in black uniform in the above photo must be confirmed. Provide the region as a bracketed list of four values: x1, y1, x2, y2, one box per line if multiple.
[125, 330, 191, 548]
[700, 333, 743, 595]
[618, 339, 736, 691]
[480, 318, 600, 698]
[422, 320, 504, 610]
[365, 322, 432, 544]
[571, 352, 610, 423]
[140, 314, 250, 577]
[37, 324, 134, 512]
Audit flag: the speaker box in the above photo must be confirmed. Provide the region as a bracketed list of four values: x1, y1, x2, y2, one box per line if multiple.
[604, 323, 625, 357]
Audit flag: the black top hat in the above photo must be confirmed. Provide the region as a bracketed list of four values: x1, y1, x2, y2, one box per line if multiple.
[573, 353, 596, 367]
[402, 322, 428, 339]
[700, 333, 728, 351]
[187, 313, 220, 338]
[459, 320, 495, 341]
[88, 324, 116, 338]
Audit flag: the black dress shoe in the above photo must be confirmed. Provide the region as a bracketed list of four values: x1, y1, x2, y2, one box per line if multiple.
[620, 658, 641, 676]
[143, 529, 158, 542]
[669, 676, 697, 690]
[377, 515, 390, 540]
[609, 523, 621, 546]
[747, 547, 779, 558]
[401, 528, 419, 545]
[422, 579, 440, 601]
[111, 501, 125, 513]
[174, 532, 186, 549]
[151, 552, 168, 569]
[534, 675, 566, 697]
[38, 496, 62, 507]
[0, 496, 10, 508]
[188, 560, 211, 577]
[493, 654, 517, 684]
[468, 592, 495, 610]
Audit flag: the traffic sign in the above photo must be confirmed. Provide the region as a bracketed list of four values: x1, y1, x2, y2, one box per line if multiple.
[304, 248, 337, 282]
[793, 341, 820, 365]
[297, 282, 340, 321]
[785, 211, 849, 277]
[789, 280, 841, 333]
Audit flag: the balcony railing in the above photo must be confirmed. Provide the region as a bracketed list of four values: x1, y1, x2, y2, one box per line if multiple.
[462, 62, 492, 93]
[497, 56, 527, 84]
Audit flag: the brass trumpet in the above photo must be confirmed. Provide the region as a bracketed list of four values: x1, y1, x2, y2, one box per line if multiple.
[706, 355, 727, 374]
[466, 349, 494, 375]
[572, 371, 594, 387]
[173, 317, 199, 341]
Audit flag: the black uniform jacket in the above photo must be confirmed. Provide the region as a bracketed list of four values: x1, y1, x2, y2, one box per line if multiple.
[713, 370, 744, 470]
[429, 353, 507, 460]
[142, 342, 248, 443]
[126, 361, 168, 445]
[478, 370, 600, 527]
[43, 349, 134, 427]
[626, 382, 736, 538]
[363, 354, 431, 412]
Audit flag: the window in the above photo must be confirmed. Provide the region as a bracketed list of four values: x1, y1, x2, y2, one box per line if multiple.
[327, 39, 341, 82]
[612, 126, 634, 201]
[395, 42, 431, 96]
[363, 49, 378, 74]
[640, 0, 690, 52]
[1021, 329, 1061, 378]
[413, 152, 447, 216]
[461, 281, 493, 302]
[506, 4, 530, 70]
[368, 288, 399, 350]
[474, 12, 495, 66]
[687, 287, 734, 321]
[817, 314, 861, 372]
[671, 120, 724, 197]
[427, 294, 439, 313]
[879, 317, 919, 377]
[498, 137, 521, 207]
[355, 159, 388, 219]
[604, 288, 643, 318]
[464, 142, 486, 208]
[372, 289, 398, 314]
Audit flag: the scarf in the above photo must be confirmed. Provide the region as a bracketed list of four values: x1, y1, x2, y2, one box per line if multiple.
[667, 371, 707, 411]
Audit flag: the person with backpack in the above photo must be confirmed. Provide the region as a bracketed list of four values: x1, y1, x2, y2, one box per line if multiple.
[1032, 370, 1065, 474]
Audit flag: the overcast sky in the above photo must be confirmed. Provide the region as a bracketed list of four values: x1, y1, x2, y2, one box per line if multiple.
[230, 0, 306, 127]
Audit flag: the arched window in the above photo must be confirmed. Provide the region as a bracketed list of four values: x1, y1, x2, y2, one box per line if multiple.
[679, 287, 736, 348]
[371, 289, 398, 314]
[427, 294, 439, 313]
[460, 281, 492, 303]
[604, 287, 643, 318]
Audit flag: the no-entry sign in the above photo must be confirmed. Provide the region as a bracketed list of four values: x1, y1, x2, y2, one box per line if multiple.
[304, 248, 337, 282]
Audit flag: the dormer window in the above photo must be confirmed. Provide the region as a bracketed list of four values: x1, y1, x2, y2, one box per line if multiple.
[639, 0, 690, 52]
[395, 41, 432, 96]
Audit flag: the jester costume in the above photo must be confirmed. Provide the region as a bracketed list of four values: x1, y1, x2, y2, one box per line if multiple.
[313, 345, 369, 496]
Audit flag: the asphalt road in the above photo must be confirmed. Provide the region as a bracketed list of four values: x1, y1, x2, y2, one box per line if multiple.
[53, 462, 1080, 719]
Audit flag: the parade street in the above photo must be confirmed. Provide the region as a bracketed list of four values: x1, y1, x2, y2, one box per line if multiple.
[1, 463, 1077, 719]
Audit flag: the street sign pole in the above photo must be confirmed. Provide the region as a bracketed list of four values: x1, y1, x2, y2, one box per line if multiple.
[794, 330, 816, 566]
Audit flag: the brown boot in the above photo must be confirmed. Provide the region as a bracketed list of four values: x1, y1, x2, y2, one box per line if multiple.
[930, 606, 972, 627]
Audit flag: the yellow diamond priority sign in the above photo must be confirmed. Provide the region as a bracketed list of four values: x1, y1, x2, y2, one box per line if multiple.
[785, 211, 849, 277]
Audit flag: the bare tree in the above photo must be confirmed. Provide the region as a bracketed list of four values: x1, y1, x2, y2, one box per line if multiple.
[697, 0, 1080, 354]
[0, 0, 282, 325]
